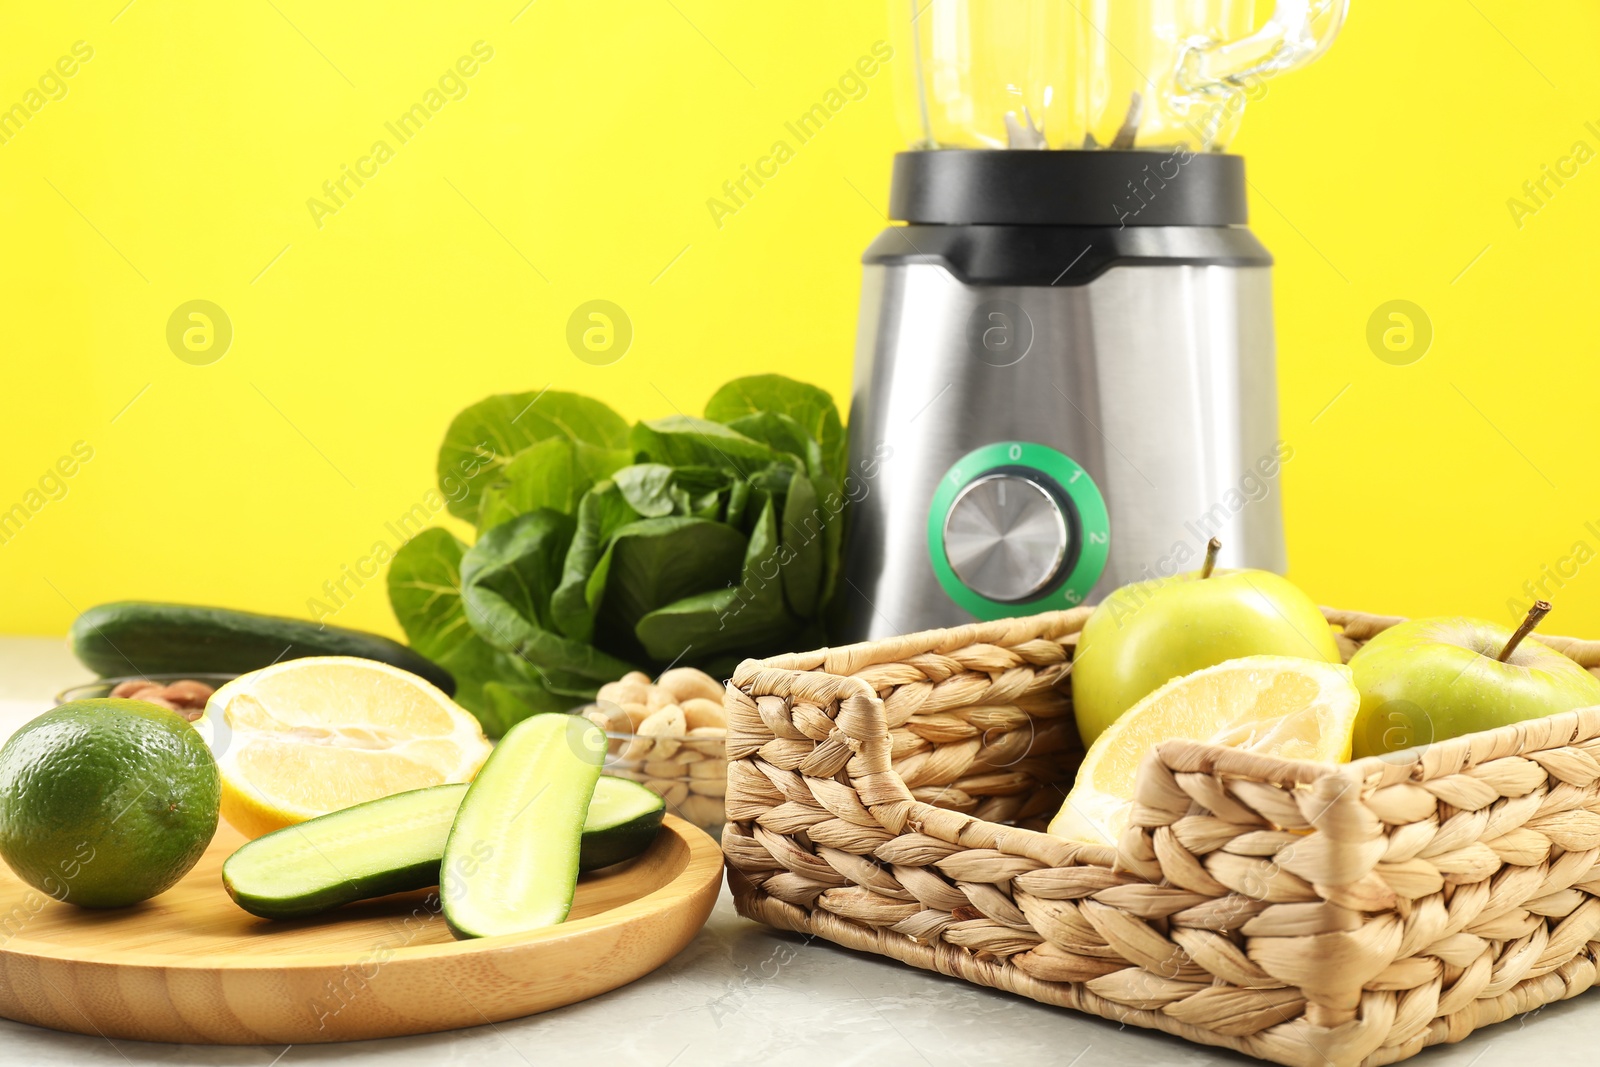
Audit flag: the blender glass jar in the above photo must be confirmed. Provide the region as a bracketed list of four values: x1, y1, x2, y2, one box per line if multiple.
[892, 0, 1346, 151]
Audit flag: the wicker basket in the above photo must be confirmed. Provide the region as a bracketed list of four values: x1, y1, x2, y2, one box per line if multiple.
[721, 607, 1600, 1067]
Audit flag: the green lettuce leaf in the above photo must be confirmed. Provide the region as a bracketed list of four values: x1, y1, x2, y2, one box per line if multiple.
[705, 374, 846, 481]
[476, 437, 630, 534]
[550, 481, 641, 643]
[635, 496, 799, 661]
[386, 528, 566, 736]
[459, 510, 636, 684]
[590, 517, 746, 662]
[630, 416, 773, 475]
[614, 463, 733, 521]
[779, 469, 824, 619]
[725, 479, 751, 529]
[613, 464, 677, 518]
[811, 470, 845, 609]
[394, 374, 850, 704]
[438, 391, 629, 521]
[725, 411, 826, 480]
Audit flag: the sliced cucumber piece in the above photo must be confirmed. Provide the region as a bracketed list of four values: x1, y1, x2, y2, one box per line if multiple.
[443, 713, 605, 938]
[223, 774, 665, 920]
[222, 784, 467, 920]
[580, 776, 666, 872]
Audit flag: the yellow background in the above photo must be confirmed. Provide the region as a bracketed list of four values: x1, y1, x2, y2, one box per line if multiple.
[3, 1, 1599, 641]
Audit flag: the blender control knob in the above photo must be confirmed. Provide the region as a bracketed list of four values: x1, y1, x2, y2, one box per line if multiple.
[941, 473, 1069, 602]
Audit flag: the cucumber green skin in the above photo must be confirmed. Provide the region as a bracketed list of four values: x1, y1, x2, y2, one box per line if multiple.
[578, 808, 665, 871]
[72, 602, 455, 696]
[579, 777, 666, 871]
[227, 854, 447, 921]
[222, 785, 469, 920]
[223, 778, 663, 920]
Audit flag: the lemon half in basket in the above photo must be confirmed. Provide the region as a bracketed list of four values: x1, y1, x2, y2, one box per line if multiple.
[1050, 656, 1359, 844]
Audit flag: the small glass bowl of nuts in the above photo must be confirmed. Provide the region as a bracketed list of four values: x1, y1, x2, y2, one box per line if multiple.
[54, 674, 234, 722]
[577, 667, 727, 835]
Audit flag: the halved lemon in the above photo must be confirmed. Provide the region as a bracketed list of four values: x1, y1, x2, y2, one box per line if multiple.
[199, 657, 492, 839]
[1049, 656, 1359, 844]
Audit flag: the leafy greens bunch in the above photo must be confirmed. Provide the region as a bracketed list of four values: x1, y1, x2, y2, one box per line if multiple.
[387, 375, 848, 736]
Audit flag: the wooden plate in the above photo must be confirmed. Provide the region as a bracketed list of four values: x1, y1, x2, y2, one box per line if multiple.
[0, 814, 723, 1043]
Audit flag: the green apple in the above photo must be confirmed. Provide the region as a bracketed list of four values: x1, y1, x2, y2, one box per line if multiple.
[1349, 601, 1600, 758]
[1072, 539, 1341, 745]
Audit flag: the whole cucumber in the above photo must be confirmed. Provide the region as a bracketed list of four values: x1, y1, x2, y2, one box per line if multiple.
[70, 601, 456, 695]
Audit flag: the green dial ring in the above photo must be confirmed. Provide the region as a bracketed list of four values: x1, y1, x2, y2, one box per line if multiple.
[927, 442, 1110, 619]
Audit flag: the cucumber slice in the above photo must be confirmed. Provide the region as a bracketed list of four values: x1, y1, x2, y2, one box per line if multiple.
[580, 776, 667, 872]
[223, 784, 467, 920]
[223, 774, 665, 920]
[442, 713, 605, 938]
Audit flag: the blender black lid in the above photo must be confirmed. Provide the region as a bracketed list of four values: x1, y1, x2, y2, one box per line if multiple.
[888, 149, 1249, 227]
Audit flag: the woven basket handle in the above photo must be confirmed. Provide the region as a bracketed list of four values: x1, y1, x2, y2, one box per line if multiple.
[727, 664, 917, 819]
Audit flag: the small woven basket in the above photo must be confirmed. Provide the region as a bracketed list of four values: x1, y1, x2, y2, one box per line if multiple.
[721, 607, 1600, 1067]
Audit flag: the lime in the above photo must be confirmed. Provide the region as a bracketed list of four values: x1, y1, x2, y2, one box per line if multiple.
[0, 698, 221, 908]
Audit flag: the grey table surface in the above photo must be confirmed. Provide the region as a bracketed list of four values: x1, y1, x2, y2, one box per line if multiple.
[0, 637, 1587, 1066]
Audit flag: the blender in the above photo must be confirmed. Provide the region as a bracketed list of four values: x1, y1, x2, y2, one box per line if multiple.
[835, 0, 1347, 641]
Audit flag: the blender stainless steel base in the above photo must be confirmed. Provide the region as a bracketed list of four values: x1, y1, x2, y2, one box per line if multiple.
[834, 151, 1288, 642]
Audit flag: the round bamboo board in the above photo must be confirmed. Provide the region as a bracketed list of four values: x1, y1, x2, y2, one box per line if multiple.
[0, 814, 723, 1043]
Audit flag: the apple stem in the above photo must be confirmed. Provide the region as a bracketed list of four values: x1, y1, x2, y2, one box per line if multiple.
[1199, 538, 1222, 579]
[1498, 600, 1552, 662]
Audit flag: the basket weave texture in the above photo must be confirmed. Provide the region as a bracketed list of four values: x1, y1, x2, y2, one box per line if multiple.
[721, 607, 1600, 1067]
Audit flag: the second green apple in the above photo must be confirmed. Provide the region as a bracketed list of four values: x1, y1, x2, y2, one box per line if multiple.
[1348, 601, 1600, 758]
[1072, 539, 1341, 745]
